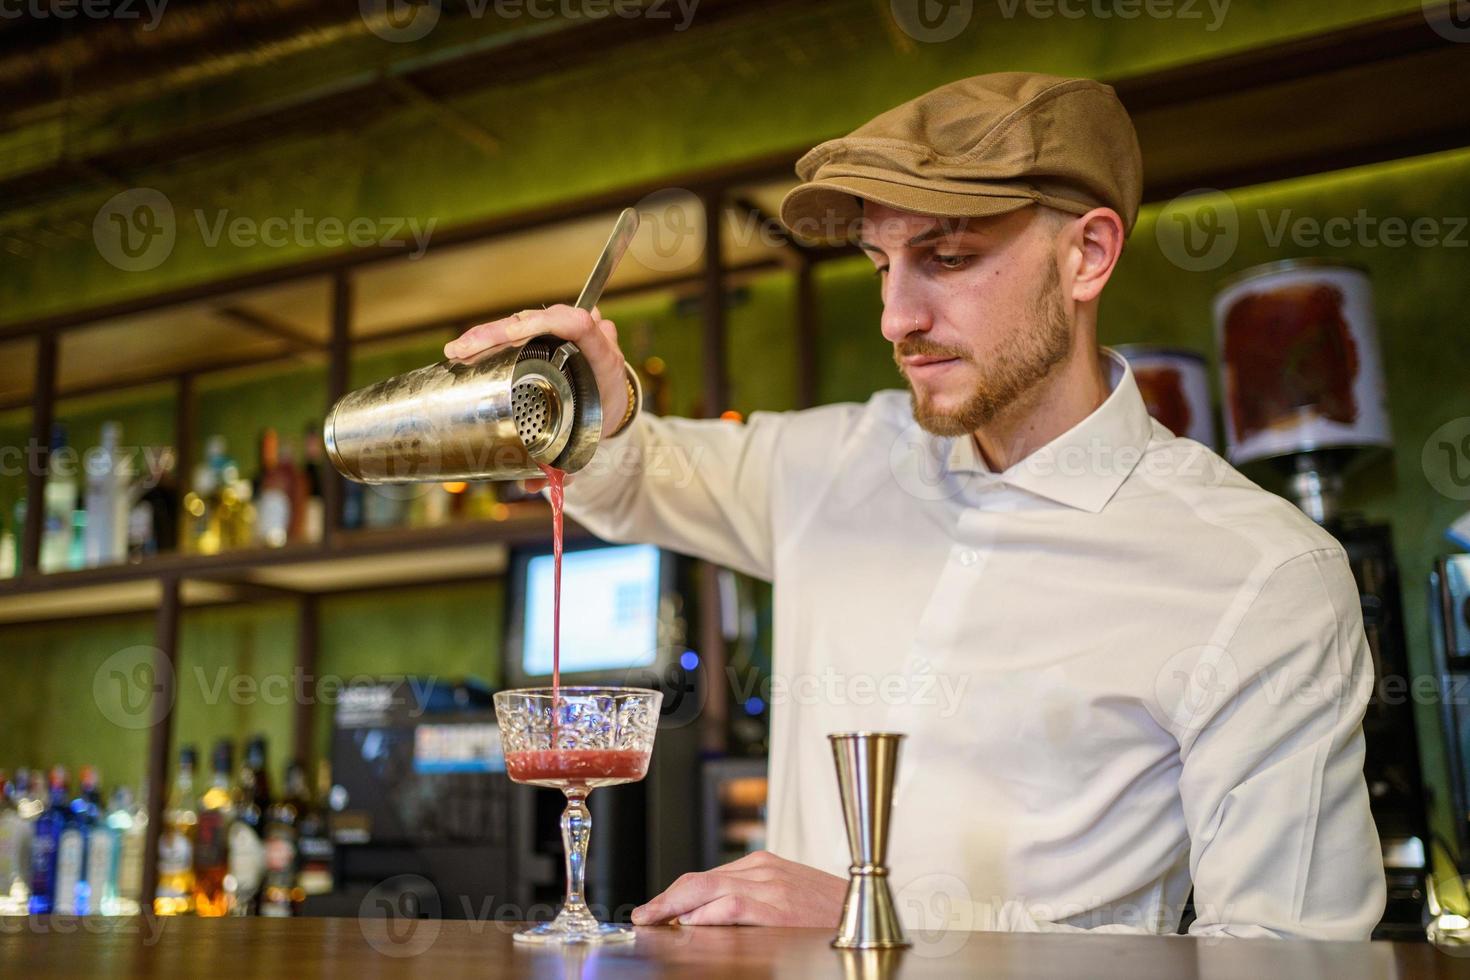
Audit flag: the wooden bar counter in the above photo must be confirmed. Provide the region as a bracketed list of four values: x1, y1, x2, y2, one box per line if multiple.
[4, 915, 1469, 978]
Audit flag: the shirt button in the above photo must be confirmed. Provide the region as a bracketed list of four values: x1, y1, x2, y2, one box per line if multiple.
[957, 548, 979, 566]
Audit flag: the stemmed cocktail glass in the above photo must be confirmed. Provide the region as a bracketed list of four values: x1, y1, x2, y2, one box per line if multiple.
[493, 686, 661, 944]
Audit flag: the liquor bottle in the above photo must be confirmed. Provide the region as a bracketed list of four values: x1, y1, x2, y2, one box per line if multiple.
[341, 479, 364, 531]
[298, 424, 326, 543]
[227, 736, 269, 915]
[75, 767, 115, 915]
[259, 761, 307, 917]
[40, 424, 75, 573]
[0, 512, 15, 580]
[253, 429, 294, 549]
[67, 488, 87, 571]
[183, 437, 225, 555]
[27, 768, 68, 914]
[9, 500, 23, 576]
[295, 761, 334, 899]
[192, 739, 235, 916]
[84, 421, 132, 568]
[106, 786, 144, 916]
[154, 746, 197, 915]
[220, 472, 256, 552]
[0, 772, 20, 913]
[128, 447, 180, 562]
[7, 769, 40, 908]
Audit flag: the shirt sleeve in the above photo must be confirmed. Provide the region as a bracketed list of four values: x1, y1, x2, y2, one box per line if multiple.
[555, 409, 787, 581]
[1173, 546, 1387, 940]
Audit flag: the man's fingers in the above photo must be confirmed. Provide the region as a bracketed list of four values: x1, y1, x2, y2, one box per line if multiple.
[630, 872, 729, 925]
[675, 893, 783, 927]
[443, 304, 596, 360]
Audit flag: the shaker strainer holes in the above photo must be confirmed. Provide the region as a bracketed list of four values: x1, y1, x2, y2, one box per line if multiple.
[513, 381, 552, 440]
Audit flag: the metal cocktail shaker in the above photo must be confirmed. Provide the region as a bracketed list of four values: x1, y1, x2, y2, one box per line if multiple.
[323, 208, 640, 484]
[323, 336, 603, 483]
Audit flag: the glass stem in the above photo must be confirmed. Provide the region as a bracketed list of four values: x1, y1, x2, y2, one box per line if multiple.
[561, 790, 591, 915]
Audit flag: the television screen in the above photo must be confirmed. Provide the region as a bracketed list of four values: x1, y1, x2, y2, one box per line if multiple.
[519, 543, 662, 678]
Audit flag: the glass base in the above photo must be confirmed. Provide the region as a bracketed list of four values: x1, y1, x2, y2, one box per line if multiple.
[513, 906, 635, 945]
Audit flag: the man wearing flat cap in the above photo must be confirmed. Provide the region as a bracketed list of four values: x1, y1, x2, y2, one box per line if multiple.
[447, 73, 1386, 940]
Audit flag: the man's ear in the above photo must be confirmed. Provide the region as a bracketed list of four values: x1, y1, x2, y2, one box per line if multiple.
[1068, 207, 1126, 305]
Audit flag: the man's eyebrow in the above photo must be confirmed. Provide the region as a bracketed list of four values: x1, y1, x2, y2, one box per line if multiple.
[856, 225, 965, 253]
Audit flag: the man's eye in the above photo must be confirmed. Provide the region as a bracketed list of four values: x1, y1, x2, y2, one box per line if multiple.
[933, 254, 971, 270]
[872, 266, 888, 279]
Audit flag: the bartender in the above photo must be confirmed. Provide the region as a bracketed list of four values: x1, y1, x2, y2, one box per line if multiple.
[445, 72, 1385, 940]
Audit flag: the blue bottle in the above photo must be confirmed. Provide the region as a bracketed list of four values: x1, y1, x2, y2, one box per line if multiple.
[27, 768, 68, 914]
[63, 767, 102, 915]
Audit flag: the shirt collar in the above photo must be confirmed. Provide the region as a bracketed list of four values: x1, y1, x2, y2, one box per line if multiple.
[944, 347, 1155, 513]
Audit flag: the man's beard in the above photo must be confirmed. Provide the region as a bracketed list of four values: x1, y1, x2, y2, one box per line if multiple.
[897, 261, 1073, 438]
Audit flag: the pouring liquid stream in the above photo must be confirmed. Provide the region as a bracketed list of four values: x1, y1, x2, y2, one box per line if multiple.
[537, 462, 566, 737]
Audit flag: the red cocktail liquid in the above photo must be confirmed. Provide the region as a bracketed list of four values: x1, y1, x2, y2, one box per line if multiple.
[537, 462, 566, 701]
[505, 748, 650, 788]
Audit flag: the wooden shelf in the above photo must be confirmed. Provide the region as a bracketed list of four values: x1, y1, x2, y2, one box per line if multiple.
[0, 500, 580, 626]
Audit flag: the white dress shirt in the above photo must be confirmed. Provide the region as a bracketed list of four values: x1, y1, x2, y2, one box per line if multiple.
[560, 347, 1386, 941]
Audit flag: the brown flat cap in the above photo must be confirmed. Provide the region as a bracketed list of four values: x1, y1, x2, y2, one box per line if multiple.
[779, 72, 1143, 244]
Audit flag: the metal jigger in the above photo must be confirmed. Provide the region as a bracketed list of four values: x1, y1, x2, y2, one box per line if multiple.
[829, 732, 910, 950]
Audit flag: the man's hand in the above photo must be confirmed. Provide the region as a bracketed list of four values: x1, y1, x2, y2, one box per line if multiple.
[631, 850, 847, 927]
[443, 303, 629, 441]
